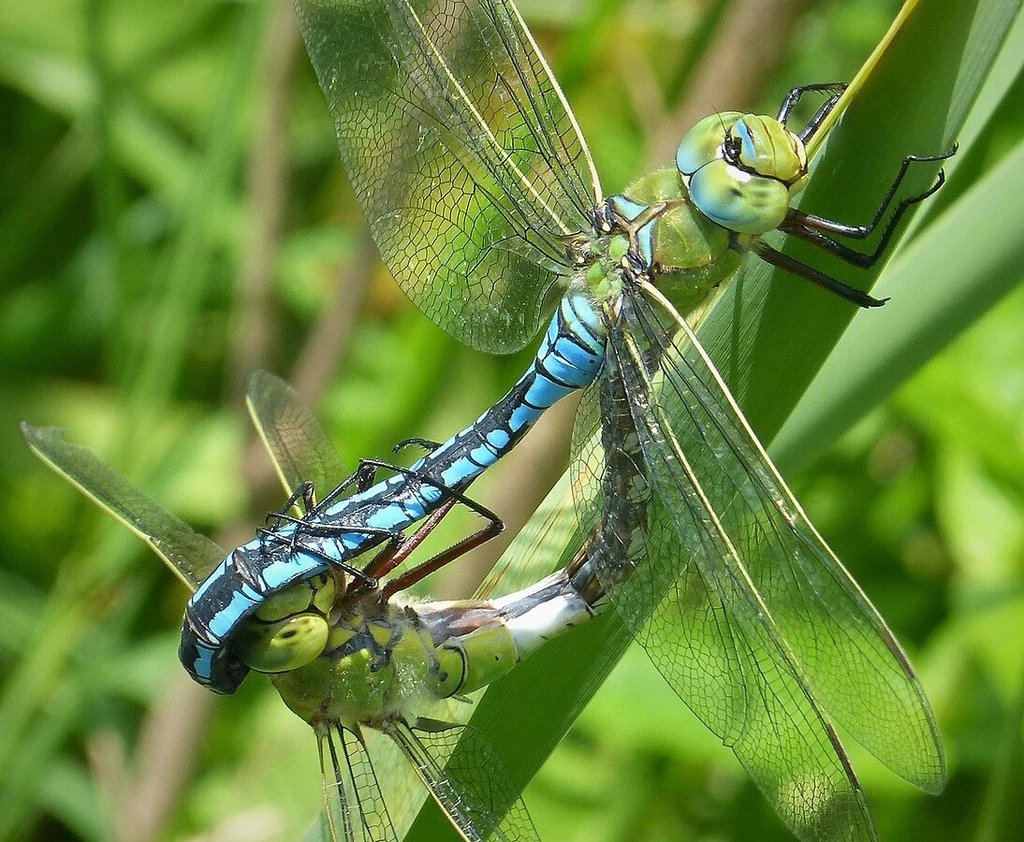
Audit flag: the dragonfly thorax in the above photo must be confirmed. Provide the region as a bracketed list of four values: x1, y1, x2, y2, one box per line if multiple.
[602, 167, 744, 315]
[270, 591, 442, 729]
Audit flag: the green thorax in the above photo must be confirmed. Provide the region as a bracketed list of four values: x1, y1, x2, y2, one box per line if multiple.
[267, 587, 524, 730]
[271, 593, 440, 729]
[614, 167, 744, 313]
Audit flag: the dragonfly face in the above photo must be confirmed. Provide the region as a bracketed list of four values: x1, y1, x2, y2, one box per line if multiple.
[585, 108, 825, 321]
[233, 571, 338, 674]
[676, 111, 809, 235]
[270, 585, 451, 730]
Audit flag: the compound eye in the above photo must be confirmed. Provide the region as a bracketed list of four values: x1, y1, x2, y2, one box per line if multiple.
[688, 158, 790, 235]
[731, 115, 807, 184]
[234, 613, 330, 673]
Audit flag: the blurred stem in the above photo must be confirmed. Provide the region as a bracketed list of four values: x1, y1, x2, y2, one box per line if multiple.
[228, 0, 301, 400]
[237, 227, 377, 513]
[0, 4, 264, 832]
[0, 131, 92, 286]
[111, 6, 378, 836]
[111, 674, 214, 842]
[288, 228, 376, 406]
[0, 566, 102, 810]
[0, 684, 81, 840]
[119, 4, 263, 450]
[108, 5, 302, 838]
[974, 656, 1024, 842]
[84, 0, 125, 340]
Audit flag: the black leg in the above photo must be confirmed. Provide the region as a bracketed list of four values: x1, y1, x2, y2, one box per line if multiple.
[254, 454, 503, 595]
[393, 437, 443, 454]
[257, 514, 394, 542]
[306, 459, 387, 516]
[777, 82, 846, 128]
[782, 147, 955, 245]
[254, 522, 382, 586]
[345, 458, 495, 521]
[797, 92, 843, 144]
[780, 222, 894, 269]
[752, 241, 888, 308]
[264, 481, 317, 530]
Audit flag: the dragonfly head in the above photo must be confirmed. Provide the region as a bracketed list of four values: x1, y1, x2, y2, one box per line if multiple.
[233, 572, 337, 674]
[676, 111, 808, 235]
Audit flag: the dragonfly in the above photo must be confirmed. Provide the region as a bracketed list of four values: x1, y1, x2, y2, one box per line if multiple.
[163, 293, 603, 694]
[22, 371, 624, 842]
[290, 0, 954, 839]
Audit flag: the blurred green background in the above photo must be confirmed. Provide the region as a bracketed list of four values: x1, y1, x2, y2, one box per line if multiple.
[2, 1, 1023, 841]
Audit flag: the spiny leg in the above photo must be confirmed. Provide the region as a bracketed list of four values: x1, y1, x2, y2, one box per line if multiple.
[309, 459, 389, 514]
[264, 480, 317, 531]
[797, 92, 844, 143]
[257, 473, 396, 588]
[297, 456, 502, 592]
[749, 239, 888, 308]
[362, 500, 457, 583]
[359, 482, 503, 597]
[776, 82, 846, 133]
[780, 147, 956, 267]
[393, 437, 443, 454]
[754, 146, 955, 307]
[307, 438, 444, 517]
[255, 515, 389, 587]
[353, 458, 507, 531]
[258, 514, 395, 544]
[260, 463, 382, 532]
[307, 441, 445, 518]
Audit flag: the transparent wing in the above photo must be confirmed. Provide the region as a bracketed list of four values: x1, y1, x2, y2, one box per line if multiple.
[387, 718, 539, 842]
[295, 0, 600, 353]
[245, 370, 347, 498]
[365, 731, 429, 840]
[20, 423, 224, 591]
[317, 724, 400, 842]
[579, 290, 945, 839]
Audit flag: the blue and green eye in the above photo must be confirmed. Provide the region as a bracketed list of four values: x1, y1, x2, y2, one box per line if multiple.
[688, 159, 792, 234]
[675, 112, 743, 176]
[676, 112, 808, 236]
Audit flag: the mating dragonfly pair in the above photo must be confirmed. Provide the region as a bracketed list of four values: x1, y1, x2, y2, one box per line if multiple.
[23, 1, 955, 840]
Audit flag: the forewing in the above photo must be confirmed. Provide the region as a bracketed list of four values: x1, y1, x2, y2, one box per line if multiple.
[592, 322, 873, 841]
[295, 0, 600, 353]
[20, 423, 223, 591]
[317, 724, 400, 842]
[388, 718, 539, 842]
[245, 370, 347, 498]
